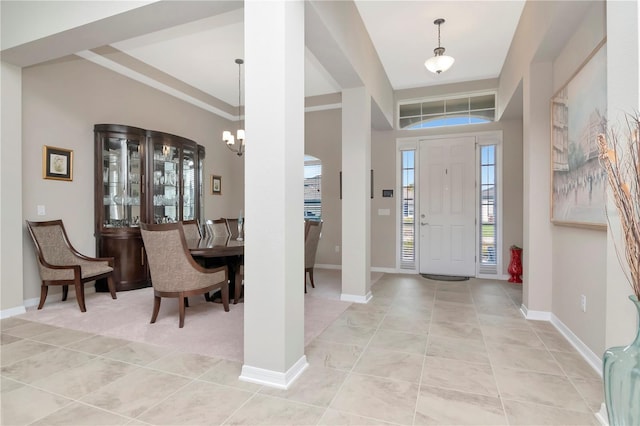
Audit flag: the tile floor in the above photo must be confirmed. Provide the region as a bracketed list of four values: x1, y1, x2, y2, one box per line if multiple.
[1, 274, 603, 425]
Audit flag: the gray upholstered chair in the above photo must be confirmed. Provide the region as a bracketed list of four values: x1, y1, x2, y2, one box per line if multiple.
[140, 222, 229, 328]
[181, 219, 202, 240]
[25, 219, 117, 312]
[304, 220, 323, 293]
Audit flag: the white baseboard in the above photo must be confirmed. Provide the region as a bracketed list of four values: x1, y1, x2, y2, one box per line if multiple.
[0, 305, 27, 319]
[519, 304, 551, 321]
[550, 313, 602, 377]
[239, 355, 308, 389]
[341, 291, 373, 304]
[315, 264, 341, 270]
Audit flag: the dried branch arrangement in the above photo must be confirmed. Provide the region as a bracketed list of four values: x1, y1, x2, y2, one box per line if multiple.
[598, 114, 640, 300]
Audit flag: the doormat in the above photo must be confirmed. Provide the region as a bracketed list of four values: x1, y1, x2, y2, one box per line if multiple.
[421, 274, 469, 281]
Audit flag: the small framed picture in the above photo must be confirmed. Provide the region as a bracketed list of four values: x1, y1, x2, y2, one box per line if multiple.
[43, 146, 73, 181]
[211, 175, 222, 195]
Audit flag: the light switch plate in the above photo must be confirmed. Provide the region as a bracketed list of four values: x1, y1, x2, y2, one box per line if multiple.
[378, 208, 390, 216]
[37, 205, 46, 216]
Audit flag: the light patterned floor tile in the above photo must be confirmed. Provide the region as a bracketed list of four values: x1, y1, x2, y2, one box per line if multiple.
[80, 368, 190, 418]
[487, 344, 564, 375]
[353, 347, 424, 383]
[305, 340, 364, 371]
[330, 373, 418, 425]
[0, 339, 57, 367]
[494, 367, 591, 412]
[1, 347, 95, 383]
[101, 341, 171, 366]
[65, 334, 130, 355]
[224, 394, 325, 425]
[415, 385, 507, 425]
[1, 377, 72, 426]
[318, 409, 395, 425]
[369, 328, 428, 355]
[146, 351, 219, 378]
[426, 335, 490, 364]
[199, 357, 263, 392]
[503, 399, 600, 425]
[422, 356, 499, 396]
[31, 402, 130, 426]
[137, 380, 252, 425]
[2, 321, 60, 338]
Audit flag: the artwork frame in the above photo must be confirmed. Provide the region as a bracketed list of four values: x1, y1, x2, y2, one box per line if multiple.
[211, 175, 222, 195]
[42, 145, 73, 181]
[550, 38, 607, 229]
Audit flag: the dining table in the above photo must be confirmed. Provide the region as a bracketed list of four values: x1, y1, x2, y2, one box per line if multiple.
[187, 236, 244, 303]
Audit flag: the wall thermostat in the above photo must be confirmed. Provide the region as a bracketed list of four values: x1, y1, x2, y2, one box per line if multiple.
[382, 189, 393, 198]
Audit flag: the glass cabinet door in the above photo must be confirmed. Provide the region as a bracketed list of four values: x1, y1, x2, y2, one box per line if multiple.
[152, 144, 180, 223]
[102, 137, 142, 228]
[183, 146, 196, 221]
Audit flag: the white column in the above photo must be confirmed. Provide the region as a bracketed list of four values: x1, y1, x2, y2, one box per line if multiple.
[341, 87, 372, 303]
[604, 0, 640, 348]
[522, 61, 553, 314]
[0, 61, 25, 317]
[240, 0, 307, 389]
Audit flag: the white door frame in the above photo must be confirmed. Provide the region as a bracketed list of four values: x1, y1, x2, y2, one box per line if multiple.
[395, 130, 503, 277]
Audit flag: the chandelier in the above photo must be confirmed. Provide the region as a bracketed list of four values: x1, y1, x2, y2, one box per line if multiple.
[424, 18, 455, 74]
[223, 58, 245, 156]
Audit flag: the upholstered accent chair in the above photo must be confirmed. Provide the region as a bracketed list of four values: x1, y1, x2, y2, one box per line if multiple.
[25, 219, 117, 312]
[304, 220, 323, 293]
[140, 222, 229, 328]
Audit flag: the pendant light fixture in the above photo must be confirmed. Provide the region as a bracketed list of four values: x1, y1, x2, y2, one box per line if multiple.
[424, 18, 455, 74]
[222, 58, 245, 156]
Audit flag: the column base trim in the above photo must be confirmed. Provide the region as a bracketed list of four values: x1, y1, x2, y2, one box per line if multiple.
[340, 291, 373, 304]
[240, 355, 308, 389]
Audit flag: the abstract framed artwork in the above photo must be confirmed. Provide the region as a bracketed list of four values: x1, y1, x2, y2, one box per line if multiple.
[550, 39, 607, 229]
[42, 145, 73, 181]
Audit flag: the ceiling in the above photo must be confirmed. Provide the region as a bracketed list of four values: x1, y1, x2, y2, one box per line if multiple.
[99, 1, 526, 110]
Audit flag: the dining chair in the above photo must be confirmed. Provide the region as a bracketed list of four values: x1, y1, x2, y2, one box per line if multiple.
[304, 219, 323, 293]
[140, 222, 229, 328]
[25, 219, 117, 312]
[225, 218, 239, 240]
[181, 219, 202, 240]
[205, 219, 230, 238]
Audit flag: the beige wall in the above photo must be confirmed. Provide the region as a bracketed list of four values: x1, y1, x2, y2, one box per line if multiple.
[20, 55, 243, 302]
[305, 108, 342, 266]
[549, 1, 607, 355]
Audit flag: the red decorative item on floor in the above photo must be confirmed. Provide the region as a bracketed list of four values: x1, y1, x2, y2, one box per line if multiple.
[508, 246, 523, 283]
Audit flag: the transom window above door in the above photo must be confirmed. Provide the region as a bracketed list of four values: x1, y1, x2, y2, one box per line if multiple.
[398, 93, 496, 130]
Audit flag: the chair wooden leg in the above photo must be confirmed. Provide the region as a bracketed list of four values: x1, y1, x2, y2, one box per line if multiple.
[234, 268, 241, 304]
[184, 297, 189, 308]
[62, 285, 69, 301]
[74, 279, 86, 312]
[106, 276, 117, 299]
[178, 295, 186, 328]
[221, 283, 230, 312]
[309, 268, 315, 288]
[38, 284, 48, 310]
[304, 272, 307, 294]
[151, 295, 161, 324]
[204, 292, 211, 302]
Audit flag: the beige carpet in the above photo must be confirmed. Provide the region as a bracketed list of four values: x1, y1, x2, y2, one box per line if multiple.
[15, 269, 361, 363]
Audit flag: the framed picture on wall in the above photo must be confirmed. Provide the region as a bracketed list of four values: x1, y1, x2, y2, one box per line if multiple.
[550, 38, 607, 229]
[42, 145, 73, 181]
[211, 175, 222, 195]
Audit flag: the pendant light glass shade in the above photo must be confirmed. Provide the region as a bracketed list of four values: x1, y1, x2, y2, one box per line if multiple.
[425, 19, 454, 75]
[223, 59, 245, 156]
[424, 49, 455, 74]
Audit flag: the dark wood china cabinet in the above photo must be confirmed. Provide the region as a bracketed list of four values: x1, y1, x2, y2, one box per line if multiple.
[94, 124, 205, 291]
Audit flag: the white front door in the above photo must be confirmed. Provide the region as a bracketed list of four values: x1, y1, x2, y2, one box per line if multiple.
[419, 136, 476, 276]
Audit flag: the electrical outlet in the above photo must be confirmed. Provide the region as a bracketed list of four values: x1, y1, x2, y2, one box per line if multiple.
[580, 295, 587, 312]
